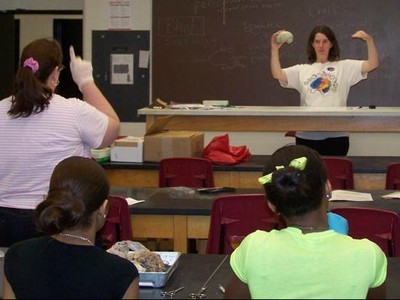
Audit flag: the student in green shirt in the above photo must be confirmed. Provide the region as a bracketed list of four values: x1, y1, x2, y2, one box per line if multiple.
[225, 144, 387, 299]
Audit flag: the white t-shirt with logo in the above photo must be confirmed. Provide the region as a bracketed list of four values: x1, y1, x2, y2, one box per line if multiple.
[281, 60, 366, 140]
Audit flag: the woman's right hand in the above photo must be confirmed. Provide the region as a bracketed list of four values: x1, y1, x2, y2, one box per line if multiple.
[69, 46, 95, 91]
[271, 30, 285, 50]
[270, 30, 288, 83]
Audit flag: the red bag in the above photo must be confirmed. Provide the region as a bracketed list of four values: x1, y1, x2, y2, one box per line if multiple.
[202, 134, 251, 165]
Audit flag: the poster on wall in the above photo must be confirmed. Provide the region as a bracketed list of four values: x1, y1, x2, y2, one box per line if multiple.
[108, 0, 131, 29]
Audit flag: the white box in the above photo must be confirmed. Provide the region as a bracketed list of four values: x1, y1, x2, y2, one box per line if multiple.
[111, 136, 144, 162]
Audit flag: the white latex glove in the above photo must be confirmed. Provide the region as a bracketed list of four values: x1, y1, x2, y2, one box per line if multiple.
[69, 46, 94, 91]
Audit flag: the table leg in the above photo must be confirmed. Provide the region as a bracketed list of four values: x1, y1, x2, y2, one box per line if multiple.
[173, 215, 188, 253]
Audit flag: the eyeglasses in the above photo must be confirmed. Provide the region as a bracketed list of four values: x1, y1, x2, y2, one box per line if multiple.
[58, 65, 65, 72]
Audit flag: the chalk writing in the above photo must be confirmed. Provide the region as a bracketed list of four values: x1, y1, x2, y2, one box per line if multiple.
[158, 16, 205, 37]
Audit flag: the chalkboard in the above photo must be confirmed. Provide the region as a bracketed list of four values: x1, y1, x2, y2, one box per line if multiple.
[153, 0, 400, 107]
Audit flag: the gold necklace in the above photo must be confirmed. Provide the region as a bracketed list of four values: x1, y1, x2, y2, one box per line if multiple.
[59, 233, 94, 246]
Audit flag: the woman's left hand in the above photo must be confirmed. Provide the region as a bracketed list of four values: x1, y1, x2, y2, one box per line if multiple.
[352, 30, 373, 42]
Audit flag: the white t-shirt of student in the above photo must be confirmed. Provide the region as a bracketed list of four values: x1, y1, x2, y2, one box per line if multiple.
[281, 60, 366, 140]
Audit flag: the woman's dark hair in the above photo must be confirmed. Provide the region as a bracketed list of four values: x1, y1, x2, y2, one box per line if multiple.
[307, 25, 340, 63]
[9, 38, 63, 118]
[35, 156, 110, 234]
[261, 145, 327, 218]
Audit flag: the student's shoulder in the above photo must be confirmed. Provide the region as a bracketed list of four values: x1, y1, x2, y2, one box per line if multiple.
[5, 236, 50, 257]
[51, 94, 83, 104]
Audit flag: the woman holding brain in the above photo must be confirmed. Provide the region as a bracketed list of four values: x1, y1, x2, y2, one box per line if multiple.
[270, 25, 379, 156]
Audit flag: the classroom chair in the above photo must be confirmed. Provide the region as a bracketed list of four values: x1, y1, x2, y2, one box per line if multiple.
[323, 157, 354, 190]
[99, 195, 133, 249]
[285, 131, 296, 138]
[331, 207, 400, 257]
[206, 194, 286, 255]
[158, 157, 215, 252]
[385, 163, 400, 190]
[159, 157, 215, 188]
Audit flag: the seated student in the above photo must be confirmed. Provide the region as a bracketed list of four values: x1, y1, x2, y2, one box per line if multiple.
[224, 145, 387, 299]
[3, 156, 139, 299]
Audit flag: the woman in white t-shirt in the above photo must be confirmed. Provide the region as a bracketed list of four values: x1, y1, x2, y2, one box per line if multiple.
[270, 25, 379, 156]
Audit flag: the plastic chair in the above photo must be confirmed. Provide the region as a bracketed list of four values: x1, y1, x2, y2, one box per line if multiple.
[323, 157, 354, 189]
[385, 163, 400, 190]
[330, 207, 400, 257]
[99, 195, 133, 249]
[206, 194, 286, 254]
[159, 157, 215, 188]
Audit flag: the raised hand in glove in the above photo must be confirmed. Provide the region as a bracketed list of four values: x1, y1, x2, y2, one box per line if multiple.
[69, 46, 94, 91]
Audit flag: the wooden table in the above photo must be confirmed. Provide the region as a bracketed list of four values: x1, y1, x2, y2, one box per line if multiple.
[112, 186, 241, 254]
[138, 106, 400, 132]
[112, 187, 400, 254]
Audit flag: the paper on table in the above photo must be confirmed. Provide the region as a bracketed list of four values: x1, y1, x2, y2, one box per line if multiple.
[169, 103, 205, 109]
[382, 191, 400, 199]
[329, 190, 373, 202]
[126, 197, 145, 205]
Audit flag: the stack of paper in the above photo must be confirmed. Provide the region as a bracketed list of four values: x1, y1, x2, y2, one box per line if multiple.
[329, 190, 373, 202]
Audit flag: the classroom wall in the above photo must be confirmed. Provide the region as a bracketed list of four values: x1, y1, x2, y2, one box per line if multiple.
[83, 0, 400, 156]
[3, 0, 400, 156]
[17, 15, 82, 57]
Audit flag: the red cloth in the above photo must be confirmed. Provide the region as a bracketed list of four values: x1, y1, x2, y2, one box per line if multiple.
[202, 134, 251, 165]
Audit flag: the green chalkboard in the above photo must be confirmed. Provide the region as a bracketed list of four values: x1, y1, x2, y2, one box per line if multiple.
[153, 0, 400, 107]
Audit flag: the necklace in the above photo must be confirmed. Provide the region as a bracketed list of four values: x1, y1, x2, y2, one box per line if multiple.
[59, 233, 94, 246]
[290, 224, 328, 232]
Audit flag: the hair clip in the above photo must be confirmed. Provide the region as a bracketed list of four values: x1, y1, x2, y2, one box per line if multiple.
[288, 156, 307, 170]
[23, 57, 39, 73]
[258, 156, 307, 185]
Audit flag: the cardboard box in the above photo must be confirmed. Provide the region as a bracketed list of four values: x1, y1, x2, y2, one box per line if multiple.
[111, 136, 144, 162]
[144, 116, 204, 162]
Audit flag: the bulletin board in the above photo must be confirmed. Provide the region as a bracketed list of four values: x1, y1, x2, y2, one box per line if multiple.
[152, 0, 400, 107]
[92, 30, 150, 122]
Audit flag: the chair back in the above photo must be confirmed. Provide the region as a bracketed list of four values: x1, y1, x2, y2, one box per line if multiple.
[323, 157, 354, 189]
[99, 195, 133, 248]
[206, 194, 286, 254]
[159, 157, 215, 188]
[385, 163, 400, 189]
[285, 131, 296, 137]
[330, 207, 400, 257]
